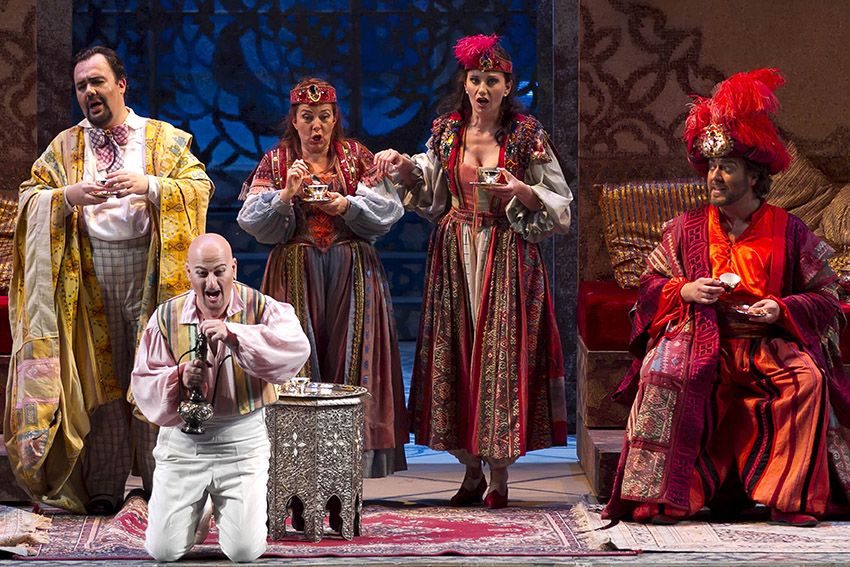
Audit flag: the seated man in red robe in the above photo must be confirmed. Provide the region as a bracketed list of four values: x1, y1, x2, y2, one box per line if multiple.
[603, 69, 850, 527]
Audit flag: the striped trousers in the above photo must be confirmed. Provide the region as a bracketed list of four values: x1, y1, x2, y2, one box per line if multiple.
[82, 234, 157, 507]
[634, 335, 831, 520]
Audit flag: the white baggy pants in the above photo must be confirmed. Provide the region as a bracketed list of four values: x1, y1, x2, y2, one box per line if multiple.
[145, 409, 270, 562]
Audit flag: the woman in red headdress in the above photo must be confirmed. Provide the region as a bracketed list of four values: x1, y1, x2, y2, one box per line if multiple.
[375, 35, 573, 507]
[238, 78, 409, 478]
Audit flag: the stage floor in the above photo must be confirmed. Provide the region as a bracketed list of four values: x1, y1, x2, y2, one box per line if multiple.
[4, 343, 850, 565]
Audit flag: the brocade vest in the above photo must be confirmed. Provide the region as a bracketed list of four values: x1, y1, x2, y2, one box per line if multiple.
[155, 282, 277, 415]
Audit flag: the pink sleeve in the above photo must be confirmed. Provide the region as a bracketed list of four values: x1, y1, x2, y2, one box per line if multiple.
[130, 318, 185, 427]
[225, 298, 311, 384]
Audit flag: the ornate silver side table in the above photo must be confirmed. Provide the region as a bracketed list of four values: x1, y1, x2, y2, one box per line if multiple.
[266, 382, 369, 542]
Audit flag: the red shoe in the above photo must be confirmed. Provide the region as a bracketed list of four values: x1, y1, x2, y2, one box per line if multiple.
[770, 508, 818, 527]
[484, 488, 508, 509]
[449, 477, 486, 507]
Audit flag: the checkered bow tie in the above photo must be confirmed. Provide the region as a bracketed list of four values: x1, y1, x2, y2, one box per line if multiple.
[90, 124, 130, 173]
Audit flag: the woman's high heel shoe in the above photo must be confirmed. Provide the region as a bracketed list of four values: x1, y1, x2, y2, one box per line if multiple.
[484, 487, 508, 509]
[449, 476, 487, 507]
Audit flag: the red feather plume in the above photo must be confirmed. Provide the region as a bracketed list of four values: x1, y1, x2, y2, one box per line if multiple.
[454, 34, 500, 68]
[683, 68, 790, 174]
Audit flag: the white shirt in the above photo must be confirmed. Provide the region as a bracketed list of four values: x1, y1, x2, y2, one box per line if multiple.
[74, 108, 162, 241]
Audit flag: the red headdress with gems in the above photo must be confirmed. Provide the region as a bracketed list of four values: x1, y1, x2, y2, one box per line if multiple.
[683, 68, 790, 175]
[290, 83, 337, 105]
[453, 34, 513, 74]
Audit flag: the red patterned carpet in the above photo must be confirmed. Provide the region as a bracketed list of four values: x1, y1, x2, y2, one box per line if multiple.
[18, 496, 630, 560]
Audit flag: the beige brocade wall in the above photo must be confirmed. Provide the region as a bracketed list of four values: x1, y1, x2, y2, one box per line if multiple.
[0, 0, 38, 196]
[579, 0, 850, 281]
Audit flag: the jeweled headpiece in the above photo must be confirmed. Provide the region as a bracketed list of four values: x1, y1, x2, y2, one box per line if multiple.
[453, 34, 513, 74]
[684, 68, 790, 175]
[290, 84, 337, 105]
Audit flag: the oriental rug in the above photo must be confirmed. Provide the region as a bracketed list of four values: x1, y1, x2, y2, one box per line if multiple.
[575, 502, 850, 553]
[14, 496, 630, 560]
[0, 504, 50, 556]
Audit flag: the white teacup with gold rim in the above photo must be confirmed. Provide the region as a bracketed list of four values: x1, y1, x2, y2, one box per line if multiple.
[303, 184, 329, 201]
[718, 273, 741, 293]
[478, 167, 501, 185]
[282, 376, 310, 395]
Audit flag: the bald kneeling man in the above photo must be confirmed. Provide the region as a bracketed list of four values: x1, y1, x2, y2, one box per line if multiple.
[131, 233, 310, 562]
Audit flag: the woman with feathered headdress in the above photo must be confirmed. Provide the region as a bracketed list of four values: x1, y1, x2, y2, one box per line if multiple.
[375, 35, 573, 508]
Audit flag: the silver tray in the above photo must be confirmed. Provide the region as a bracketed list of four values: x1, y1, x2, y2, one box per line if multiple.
[278, 380, 367, 398]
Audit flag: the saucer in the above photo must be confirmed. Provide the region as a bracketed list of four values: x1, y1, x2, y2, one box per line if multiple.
[471, 182, 508, 189]
[731, 304, 767, 317]
[301, 196, 333, 203]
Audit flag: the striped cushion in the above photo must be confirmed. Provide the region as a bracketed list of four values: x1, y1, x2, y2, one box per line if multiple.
[594, 179, 708, 289]
[0, 193, 13, 294]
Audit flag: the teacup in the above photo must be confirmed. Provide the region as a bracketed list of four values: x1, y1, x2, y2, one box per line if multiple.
[304, 184, 329, 201]
[284, 376, 310, 395]
[478, 167, 501, 185]
[718, 272, 741, 292]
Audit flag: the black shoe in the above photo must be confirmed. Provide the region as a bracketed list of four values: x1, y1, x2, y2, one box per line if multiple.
[124, 488, 150, 503]
[86, 498, 118, 516]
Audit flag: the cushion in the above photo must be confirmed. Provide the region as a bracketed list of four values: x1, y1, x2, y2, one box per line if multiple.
[767, 141, 844, 232]
[595, 179, 708, 288]
[577, 281, 636, 351]
[0, 193, 14, 294]
[818, 182, 850, 290]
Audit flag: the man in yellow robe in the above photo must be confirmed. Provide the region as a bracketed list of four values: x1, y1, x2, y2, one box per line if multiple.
[4, 46, 213, 513]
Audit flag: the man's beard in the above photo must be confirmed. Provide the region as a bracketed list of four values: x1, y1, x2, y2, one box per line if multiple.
[86, 100, 114, 129]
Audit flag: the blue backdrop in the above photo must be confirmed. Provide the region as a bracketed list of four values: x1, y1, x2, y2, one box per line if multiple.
[73, 0, 538, 338]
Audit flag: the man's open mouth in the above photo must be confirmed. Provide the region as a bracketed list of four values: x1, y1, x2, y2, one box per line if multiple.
[205, 289, 221, 300]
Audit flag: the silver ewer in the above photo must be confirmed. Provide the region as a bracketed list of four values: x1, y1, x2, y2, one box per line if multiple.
[179, 331, 213, 434]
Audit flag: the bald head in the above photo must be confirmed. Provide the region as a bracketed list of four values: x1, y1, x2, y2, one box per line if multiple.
[186, 233, 237, 319]
[188, 233, 233, 262]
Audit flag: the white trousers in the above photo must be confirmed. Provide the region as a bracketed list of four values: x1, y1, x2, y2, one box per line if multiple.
[145, 410, 270, 563]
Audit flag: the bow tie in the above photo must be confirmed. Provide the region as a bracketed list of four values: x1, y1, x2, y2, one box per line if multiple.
[90, 124, 130, 173]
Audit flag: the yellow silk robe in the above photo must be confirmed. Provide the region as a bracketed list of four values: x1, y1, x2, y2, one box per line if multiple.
[4, 119, 213, 511]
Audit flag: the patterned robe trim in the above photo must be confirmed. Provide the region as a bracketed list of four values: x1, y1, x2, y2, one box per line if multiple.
[155, 282, 276, 414]
[4, 121, 212, 511]
[428, 112, 553, 208]
[605, 204, 850, 519]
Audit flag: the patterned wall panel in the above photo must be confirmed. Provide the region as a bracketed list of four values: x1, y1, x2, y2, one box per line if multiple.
[580, 0, 723, 159]
[0, 0, 37, 191]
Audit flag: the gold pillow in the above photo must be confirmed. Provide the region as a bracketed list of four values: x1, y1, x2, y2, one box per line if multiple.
[0, 193, 15, 294]
[595, 179, 708, 289]
[768, 141, 843, 232]
[819, 182, 850, 282]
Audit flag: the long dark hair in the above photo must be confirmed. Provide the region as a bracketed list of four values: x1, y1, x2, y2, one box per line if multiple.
[279, 78, 346, 158]
[436, 45, 524, 144]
